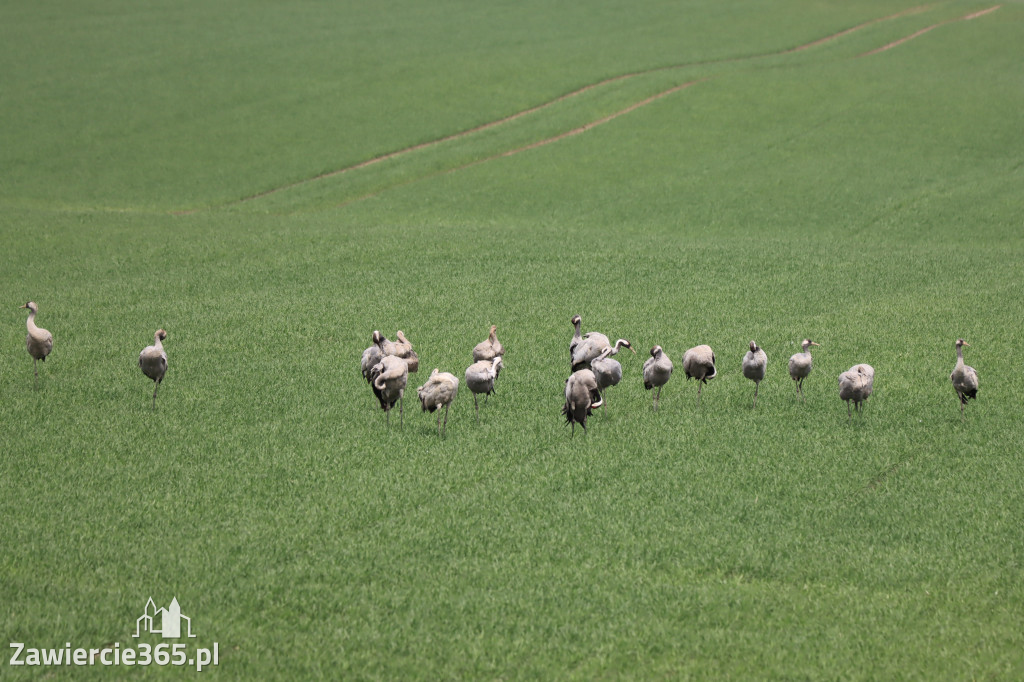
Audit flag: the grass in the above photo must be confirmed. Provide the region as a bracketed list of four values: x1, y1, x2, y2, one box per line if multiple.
[2, 0, 1023, 679]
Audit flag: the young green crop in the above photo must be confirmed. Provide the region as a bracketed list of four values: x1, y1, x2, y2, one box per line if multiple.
[2, 1, 1022, 679]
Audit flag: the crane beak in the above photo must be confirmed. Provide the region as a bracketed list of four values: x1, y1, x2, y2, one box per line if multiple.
[810, 342, 820, 347]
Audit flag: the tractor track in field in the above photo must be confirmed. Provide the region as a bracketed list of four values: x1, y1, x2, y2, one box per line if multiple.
[199, 3, 999, 213]
[859, 6, 1000, 57]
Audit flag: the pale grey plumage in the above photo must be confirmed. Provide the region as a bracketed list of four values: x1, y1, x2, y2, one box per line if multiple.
[371, 354, 408, 427]
[590, 339, 635, 410]
[473, 325, 504, 362]
[465, 356, 502, 422]
[788, 339, 819, 400]
[571, 332, 613, 372]
[563, 368, 602, 436]
[682, 344, 717, 405]
[838, 363, 874, 420]
[642, 345, 673, 411]
[360, 330, 384, 385]
[950, 338, 979, 416]
[569, 315, 583, 362]
[20, 301, 53, 387]
[417, 369, 459, 437]
[139, 329, 168, 409]
[742, 340, 768, 408]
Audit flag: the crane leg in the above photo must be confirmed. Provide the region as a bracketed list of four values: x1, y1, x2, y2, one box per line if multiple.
[697, 381, 703, 406]
[752, 382, 759, 409]
[442, 404, 449, 438]
[152, 380, 160, 410]
[385, 403, 390, 427]
[654, 386, 662, 411]
[399, 390, 404, 429]
[474, 394, 479, 422]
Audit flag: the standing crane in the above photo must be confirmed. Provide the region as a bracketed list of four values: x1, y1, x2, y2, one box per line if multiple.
[370, 355, 409, 428]
[742, 340, 768, 408]
[788, 339, 820, 400]
[950, 338, 979, 417]
[465, 357, 502, 422]
[563, 368, 602, 436]
[682, 344, 717, 405]
[642, 345, 673, 411]
[139, 329, 168, 409]
[417, 369, 459, 437]
[473, 325, 504, 362]
[590, 339, 635, 410]
[20, 301, 53, 388]
[838, 363, 874, 421]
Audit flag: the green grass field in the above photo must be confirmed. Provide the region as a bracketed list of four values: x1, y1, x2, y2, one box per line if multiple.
[2, 1, 1023, 678]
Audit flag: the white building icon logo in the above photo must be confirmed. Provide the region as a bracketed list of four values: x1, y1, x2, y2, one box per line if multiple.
[133, 597, 196, 639]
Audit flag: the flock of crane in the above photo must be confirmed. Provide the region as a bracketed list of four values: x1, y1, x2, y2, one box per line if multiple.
[18, 303, 981, 433]
[353, 313, 979, 437]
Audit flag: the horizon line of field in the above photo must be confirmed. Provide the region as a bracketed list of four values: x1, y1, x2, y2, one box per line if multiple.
[216, 4, 998, 213]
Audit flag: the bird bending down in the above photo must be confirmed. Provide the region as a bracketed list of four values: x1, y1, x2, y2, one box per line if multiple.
[950, 338, 979, 417]
[139, 329, 168, 409]
[742, 340, 768, 408]
[590, 339, 635, 410]
[563, 368, 603, 436]
[465, 356, 502, 422]
[788, 339, 819, 400]
[377, 330, 418, 373]
[417, 369, 459, 437]
[371, 355, 409, 428]
[20, 301, 53, 388]
[682, 344, 717, 405]
[838, 363, 874, 421]
[642, 345, 673, 411]
[473, 325, 504, 363]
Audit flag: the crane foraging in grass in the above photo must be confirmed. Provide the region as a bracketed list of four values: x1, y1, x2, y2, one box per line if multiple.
[788, 339, 819, 400]
[682, 344, 717, 405]
[742, 340, 768, 408]
[20, 301, 53, 388]
[370, 354, 409, 428]
[642, 345, 673, 411]
[563, 368, 603, 436]
[590, 339, 635, 410]
[139, 329, 168, 409]
[417, 369, 459, 437]
[838, 363, 874, 421]
[950, 338, 979, 417]
[465, 356, 502, 422]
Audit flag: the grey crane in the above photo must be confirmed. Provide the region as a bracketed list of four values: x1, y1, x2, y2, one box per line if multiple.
[950, 338, 979, 417]
[642, 345, 673, 411]
[465, 356, 502, 422]
[569, 315, 583, 362]
[838, 363, 874, 421]
[682, 344, 717, 405]
[19, 301, 53, 388]
[139, 329, 168, 409]
[563, 368, 603, 436]
[788, 339, 820, 400]
[361, 330, 384, 385]
[742, 340, 768, 408]
[370, 354, 409, 428]
[473, 324, 504, 362]
[417, 369, 459, 437]
[590, 339, 635, 409]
